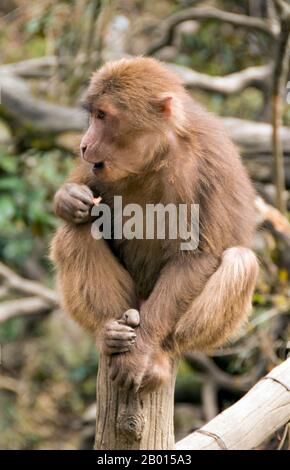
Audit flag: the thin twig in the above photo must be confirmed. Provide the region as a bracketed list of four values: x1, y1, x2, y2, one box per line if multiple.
[271, 0, 290, 213]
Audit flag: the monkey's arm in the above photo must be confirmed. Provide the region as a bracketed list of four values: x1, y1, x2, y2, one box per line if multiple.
[50, 223, 137, 335]
[140, 247, 258, 353]
[52, 179, 144, 361]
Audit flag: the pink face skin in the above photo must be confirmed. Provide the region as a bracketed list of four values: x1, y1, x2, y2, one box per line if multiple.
[80, 98, 123, 181]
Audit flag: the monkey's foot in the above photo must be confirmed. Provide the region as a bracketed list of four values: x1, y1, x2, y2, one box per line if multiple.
[138, 350, 172, 393]
[109, 349, 171, 393]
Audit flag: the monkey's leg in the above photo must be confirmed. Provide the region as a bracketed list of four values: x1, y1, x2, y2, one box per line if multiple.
[109, 246, 257, 391]
[50, 223, 136, 334]
[109, 252, 220, 392]
[174, 247, 258, 352]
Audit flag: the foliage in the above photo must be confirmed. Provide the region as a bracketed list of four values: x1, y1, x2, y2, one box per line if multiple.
[0, 145, 74, 271]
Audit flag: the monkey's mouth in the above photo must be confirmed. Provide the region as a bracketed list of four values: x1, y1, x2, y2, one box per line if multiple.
[92, 161, 105, 174]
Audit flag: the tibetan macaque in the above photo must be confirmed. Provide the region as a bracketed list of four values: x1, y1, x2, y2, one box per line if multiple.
[50, 57, 258, 392]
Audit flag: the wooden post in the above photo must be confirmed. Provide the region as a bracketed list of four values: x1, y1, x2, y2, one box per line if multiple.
[95, 355, 178, 450]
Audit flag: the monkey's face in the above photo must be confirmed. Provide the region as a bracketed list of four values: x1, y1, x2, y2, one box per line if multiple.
[80, 93, 170, 183]
[78, 57, 187, 182]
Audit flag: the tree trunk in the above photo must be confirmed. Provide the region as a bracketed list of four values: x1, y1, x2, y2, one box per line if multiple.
[95, 354, 178, 450]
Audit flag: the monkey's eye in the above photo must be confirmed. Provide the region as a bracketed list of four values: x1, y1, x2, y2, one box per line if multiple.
[97, 109, 106, 120]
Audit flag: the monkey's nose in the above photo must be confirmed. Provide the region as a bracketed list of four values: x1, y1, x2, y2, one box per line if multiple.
[80, 144, 87, 159]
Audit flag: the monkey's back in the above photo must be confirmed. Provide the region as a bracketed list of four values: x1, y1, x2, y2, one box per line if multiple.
[184, 98, 257, 256]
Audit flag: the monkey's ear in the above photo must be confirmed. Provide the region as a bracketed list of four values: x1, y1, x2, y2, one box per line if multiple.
[157, 96, 173, 118]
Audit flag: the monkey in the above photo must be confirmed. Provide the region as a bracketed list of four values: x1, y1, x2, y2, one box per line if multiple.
[50, 57, 259, 392]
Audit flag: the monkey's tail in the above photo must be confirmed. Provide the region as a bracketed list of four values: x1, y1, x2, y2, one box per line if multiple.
[174, 246, 259, 352]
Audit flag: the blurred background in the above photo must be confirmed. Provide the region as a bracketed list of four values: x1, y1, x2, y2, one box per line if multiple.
[0, 0, 290, 450]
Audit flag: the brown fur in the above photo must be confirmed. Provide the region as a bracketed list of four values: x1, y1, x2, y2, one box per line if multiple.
[50, 57, 258, 392]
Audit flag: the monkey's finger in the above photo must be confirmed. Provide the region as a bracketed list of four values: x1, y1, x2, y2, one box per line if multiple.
[106, 331, 136, 341]
[107, 324, 135, 333]
[105, 320, 120, 329]
[119, 309, 140, 328]
[106, 339, 135, 350]
[105, 346, 130, 355]
[73, 199, 92, 212]
[62, 200, 89, 216]
[59, 206, 87, 224]
[80, 184, 95, 199]
[75, 203, 91, 213]
[68, 186, 94, 205]
[73, 217, 90, 225]
[75, 210, 90, 219]
[106, 339, 136, 349]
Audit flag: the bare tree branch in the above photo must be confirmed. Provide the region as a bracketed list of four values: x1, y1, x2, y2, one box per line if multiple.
[223, 117, 290, 154]
[0, 57, 273, 94]
[185, 352, 264, 392]
[0, 375, 21, 394]
[0, 262, 58, 305]
[166, 63, 272, 94]
[176, 358, 290, 450]
[0, 56, 58, 78]
[146, 7, 279, 55]
[0, 73, 86, 134]
[0, 297, 51, 323]
[271, 0, 290, 213]
[1, 63, 290, 155]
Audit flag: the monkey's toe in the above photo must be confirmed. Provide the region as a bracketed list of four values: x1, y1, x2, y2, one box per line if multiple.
[139, 352, 171, 393]
[108, 352, 148, 391]
[113, 369, 144, 392]
[139, 369, 168, 393]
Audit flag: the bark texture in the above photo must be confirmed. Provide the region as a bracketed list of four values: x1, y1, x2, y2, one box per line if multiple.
[95, 355, 178, 450]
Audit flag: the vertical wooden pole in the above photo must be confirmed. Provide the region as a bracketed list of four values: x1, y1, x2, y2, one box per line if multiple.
[95, 355, 178, 450]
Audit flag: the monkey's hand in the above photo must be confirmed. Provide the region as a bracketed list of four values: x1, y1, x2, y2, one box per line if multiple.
[54, 183, 95, 224]
[102, 309, 139, 355]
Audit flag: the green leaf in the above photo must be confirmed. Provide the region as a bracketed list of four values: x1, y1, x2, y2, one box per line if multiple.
[0, 154, 17, 173]
[0, 196, 15, 223]
[0, 177, 22, 191]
